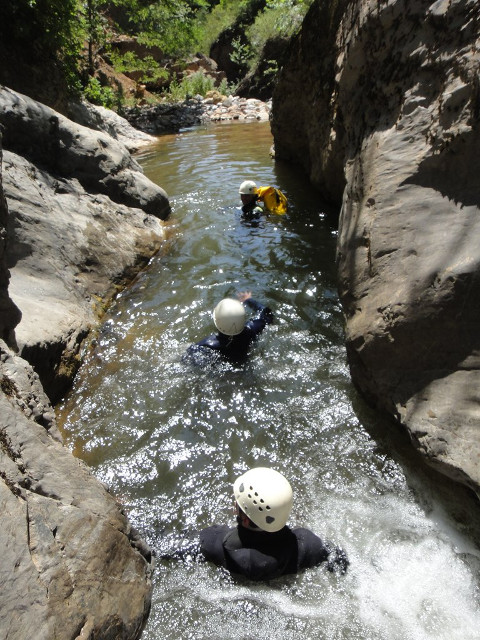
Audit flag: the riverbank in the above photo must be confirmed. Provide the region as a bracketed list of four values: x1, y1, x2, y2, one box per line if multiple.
[122, 94, 271, 135]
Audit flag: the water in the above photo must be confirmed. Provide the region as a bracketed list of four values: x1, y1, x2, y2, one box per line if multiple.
[56, 121, 480, 639]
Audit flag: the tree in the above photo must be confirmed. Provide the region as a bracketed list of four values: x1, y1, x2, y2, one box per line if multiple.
[0, 0, 82, 99]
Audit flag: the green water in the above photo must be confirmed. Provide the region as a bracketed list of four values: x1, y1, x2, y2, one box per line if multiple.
[57, 121, 480, 640]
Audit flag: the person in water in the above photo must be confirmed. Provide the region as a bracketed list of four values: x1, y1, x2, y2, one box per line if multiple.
[184, 291, 273, 365]
[239, 180, 263, 220]
[199, 467, 349, 581]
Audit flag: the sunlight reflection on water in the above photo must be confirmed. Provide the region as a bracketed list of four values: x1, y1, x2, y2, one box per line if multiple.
[56, 122, 480, 640]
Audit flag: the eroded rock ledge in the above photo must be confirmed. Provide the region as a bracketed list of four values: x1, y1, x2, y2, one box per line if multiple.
[271, 0, 480, 495]
[0, 86, 170, 402]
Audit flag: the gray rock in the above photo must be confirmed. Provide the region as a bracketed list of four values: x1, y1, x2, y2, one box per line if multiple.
[0, 138, 21, 346]
[0, 86, 170, 219]
[0, 87, 170, 401]
[0, 86, 159, 637]
[0, 340, 153, 640]
[272, 0, 480, 494]
[67, 99, 157, 152]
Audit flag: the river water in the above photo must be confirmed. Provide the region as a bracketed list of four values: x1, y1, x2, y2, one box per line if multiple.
[56, 121, 480, 639]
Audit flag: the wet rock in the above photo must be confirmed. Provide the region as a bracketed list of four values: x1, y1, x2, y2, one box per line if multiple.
[271, 0, 480, 494]
[0, 340, 154, 640]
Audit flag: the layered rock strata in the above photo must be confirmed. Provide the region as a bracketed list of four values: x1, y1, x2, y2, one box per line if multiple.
[271, 0, 480, 494]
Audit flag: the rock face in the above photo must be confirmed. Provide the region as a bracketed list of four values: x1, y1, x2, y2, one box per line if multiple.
[272, 0, 480, 494]
[0, 88, 162, 637]
[0, 137, 21, 346]
[0, 342, 154, 640]
[236, 36, 290, 101]
[0, 86, 169, 402]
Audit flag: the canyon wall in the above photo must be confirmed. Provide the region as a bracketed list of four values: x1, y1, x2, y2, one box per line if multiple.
[0, 87, 167, 638]
[272, 0, 480, 494]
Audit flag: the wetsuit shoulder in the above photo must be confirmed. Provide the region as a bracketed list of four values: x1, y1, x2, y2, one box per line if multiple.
[199, 524, 232, 567]
[293, 527, 330, 569]
[222, 526, 298, 581]
[293, 528, 349, 574]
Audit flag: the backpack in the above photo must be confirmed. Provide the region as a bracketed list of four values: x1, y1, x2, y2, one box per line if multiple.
[256, 186, 288, 215]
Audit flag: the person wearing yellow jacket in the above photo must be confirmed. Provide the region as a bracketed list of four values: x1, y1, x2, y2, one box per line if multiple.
[238, 180, 288, 219]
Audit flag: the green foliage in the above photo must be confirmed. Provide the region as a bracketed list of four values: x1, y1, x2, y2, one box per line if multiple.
[0, 0, 83, 93]
[0, 0, 313, 104]
[245, 0, 313, 70]
[109, 50, 169, 84]
[163, 70, 235, 102]
[83, 76, 117, 108]
[249, 0, 313, 47]
[229, 37, 254, 67]
[114, 0, 208, 57]
[218, 77, 237, 96]
[164, 71, 215, 101]
[196, 0, 250, 52]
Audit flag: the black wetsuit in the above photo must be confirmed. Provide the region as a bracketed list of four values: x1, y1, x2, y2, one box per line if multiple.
[241, 200, 264, 221]
[185, 298, 273, 365]
[199, 523, 348, 581]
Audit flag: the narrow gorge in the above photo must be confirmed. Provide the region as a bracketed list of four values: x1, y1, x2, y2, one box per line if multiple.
[0, 0, 479, 637]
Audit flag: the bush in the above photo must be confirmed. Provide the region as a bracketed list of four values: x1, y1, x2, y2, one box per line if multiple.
[84, 76, 117, 108]
[248, 0, 313, 61]
[109, 50, 169, 85]
[163, 71, 215, 101]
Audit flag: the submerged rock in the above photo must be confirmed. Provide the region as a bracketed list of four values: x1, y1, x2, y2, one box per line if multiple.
[271, 0, 480, 494]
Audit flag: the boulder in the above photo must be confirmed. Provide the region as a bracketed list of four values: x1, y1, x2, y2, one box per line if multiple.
[0, 341, 153, 640]
[67, 99, 157, 152]
[0, 87, 169, 218]
[0, 87, 170, 401]
[271, 0, 480, 494]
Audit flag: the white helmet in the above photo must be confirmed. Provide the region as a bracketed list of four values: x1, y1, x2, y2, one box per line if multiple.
[239, 180, 257, 195]
[233, 467, 293, 532]
[213, 298, 246, 336]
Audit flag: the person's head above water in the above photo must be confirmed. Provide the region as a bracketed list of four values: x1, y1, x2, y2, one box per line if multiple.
[213, 298, 246, 336]
[239, 180, 258, 206]
[239, 180, 257, 195]
[233, 467, 293, 532]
